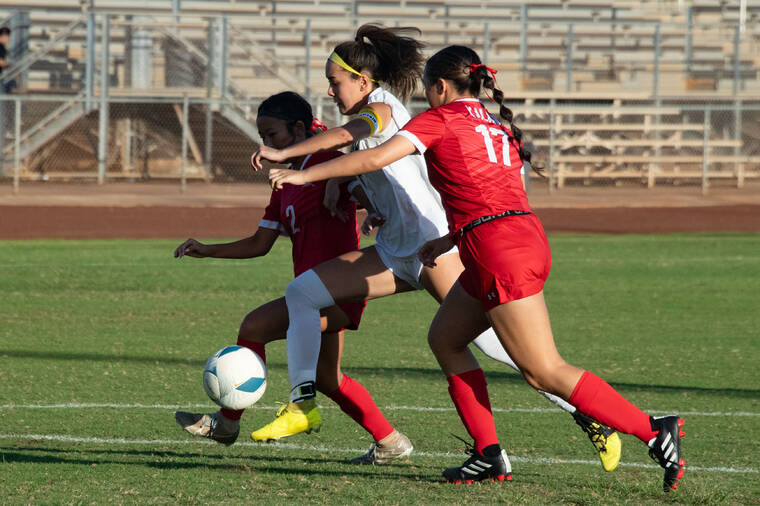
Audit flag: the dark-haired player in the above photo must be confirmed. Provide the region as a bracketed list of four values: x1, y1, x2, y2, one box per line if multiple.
[269, 46, 685, 492]
[174, 91, 413, 464]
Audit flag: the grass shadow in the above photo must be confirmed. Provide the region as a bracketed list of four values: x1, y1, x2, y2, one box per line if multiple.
[4, 349, 758, 400]
[0, 446, 429, 480]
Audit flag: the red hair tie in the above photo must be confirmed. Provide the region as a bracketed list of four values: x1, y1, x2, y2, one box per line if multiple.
[469, 63, 498, 80]
[469, 63, 499, 103]
[311, 117, 327, 132]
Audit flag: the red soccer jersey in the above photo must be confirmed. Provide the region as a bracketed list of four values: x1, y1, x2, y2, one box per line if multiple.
[260, 151, 359, 276]
[398, 98, 530, 235]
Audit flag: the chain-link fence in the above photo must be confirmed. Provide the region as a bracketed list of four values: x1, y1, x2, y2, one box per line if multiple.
[2, 93, 758, 193]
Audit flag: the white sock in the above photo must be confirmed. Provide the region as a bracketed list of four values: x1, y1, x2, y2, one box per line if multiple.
[284, 269, 335, 401]
[472, 328, 577, 414]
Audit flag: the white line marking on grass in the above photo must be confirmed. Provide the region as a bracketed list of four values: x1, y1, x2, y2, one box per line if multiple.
[1, 403, 759, 418]
[0, 433, 756, 475]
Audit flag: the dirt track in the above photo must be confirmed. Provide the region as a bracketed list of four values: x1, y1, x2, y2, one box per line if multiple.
[0, 182, 757, 239]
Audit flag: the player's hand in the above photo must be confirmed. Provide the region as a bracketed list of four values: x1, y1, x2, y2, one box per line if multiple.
[174, 238, 209, 258]
[251, 145, 287, 171]
[323, 179, 348, 222]
[361, 212, 386, 236]
[269, 168, 307, 190]
[418, 236, 454, 267]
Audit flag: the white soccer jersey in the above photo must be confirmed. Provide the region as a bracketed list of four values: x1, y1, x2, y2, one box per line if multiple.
[350, 87, 449, 259]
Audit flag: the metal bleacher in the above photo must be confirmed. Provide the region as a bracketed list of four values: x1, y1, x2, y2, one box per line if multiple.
[0, 0, 758, 187]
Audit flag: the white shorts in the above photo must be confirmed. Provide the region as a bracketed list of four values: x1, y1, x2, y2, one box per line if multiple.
[375, 241, 458, 291]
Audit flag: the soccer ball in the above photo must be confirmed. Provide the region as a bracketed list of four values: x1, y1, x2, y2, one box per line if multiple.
[203, 346, 267, 410]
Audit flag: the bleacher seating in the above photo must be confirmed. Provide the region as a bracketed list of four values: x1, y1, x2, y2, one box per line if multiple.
[0, 0, 757, 184]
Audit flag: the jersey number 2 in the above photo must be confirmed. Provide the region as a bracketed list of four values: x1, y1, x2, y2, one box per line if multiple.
[475, 124, 511, 166]
[285, 205, 300, 234]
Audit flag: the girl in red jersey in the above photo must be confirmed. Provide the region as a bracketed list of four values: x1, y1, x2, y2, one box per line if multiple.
[253, 25, 621, 471]
[173, 92, 411, 462]
[268, 47, 685, 492]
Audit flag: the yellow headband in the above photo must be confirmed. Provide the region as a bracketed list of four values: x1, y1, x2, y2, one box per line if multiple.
[328, 51, 378, 83]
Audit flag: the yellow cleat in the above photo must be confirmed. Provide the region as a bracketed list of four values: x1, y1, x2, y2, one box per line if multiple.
[573, 412, 622, 472]
[597, 431, 622, 472]
[251, 399, 322, 442]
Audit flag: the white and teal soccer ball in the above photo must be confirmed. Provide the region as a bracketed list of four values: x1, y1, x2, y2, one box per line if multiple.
[203, 346, 267, 410]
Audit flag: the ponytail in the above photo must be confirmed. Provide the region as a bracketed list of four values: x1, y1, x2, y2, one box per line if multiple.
[424, 46, 542, 175]
[332, 24, 425, 102]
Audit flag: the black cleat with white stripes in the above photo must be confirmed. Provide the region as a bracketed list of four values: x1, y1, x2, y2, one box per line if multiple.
[648, 415, 686, 492]
[443, 445, 512, 484]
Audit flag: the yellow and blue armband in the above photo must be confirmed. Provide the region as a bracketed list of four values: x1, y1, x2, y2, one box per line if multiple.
[357, 108, 383, 136]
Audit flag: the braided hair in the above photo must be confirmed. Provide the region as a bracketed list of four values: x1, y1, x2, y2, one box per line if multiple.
[257, 92, 326, 137]
[423, 45, 541, 175]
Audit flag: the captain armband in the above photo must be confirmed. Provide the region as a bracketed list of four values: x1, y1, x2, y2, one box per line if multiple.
[357, 108, 383, 136]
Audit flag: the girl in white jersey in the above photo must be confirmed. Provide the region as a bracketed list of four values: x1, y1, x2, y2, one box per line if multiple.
[251, 25, 620, 470]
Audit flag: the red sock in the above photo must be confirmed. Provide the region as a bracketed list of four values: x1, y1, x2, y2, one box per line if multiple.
[569, 371, 656, 443]
[220, 338, 267, 422]
[327, 375, 394, 441]
[447, 368, 499, 454]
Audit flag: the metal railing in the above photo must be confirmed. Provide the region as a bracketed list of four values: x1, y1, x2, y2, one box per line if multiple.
[2, 94, 758, 195]
[0, 4, 757, 196]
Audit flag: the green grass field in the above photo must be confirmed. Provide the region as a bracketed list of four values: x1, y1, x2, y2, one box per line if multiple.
[1, 234, 759, 504]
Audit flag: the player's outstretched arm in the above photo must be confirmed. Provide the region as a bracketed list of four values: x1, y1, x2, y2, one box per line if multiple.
[251, 103, 392, 170]
[269, 135, 416, 189]
[174, 228, 279, 259]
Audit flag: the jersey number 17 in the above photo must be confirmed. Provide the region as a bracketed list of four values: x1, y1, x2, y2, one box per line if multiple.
[475, 124, 512, 166]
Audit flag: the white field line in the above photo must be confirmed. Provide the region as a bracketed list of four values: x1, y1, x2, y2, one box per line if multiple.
[1, 403, 758, 418]
[0, 433, 756, 475]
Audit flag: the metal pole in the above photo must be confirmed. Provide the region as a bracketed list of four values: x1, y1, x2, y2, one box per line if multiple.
[650, 99, 661, 188]
[740, 0, 747, 33]
[13, 96, 20, 194]
[181, 94, 188, 193]
[0, 95, 5, 175]
[702, 106, 710, 195]
[685, 7, 693, 75]
[97, 14, 110, 185]
[483, 22, 489, 65]
[565, 24, 573, 92]
[85, 12, 95, 110]
[732, 24, 741, 97]
[305, 18, 311, 101]
[205, 17, 215, 179]
[652, 23, 661, 99]
[520, 3, 527, 73]
[218, 16, 228, 99]
[124, 117, 131, 173]
[207, 17, 215, 94]
[735, 99, 743, 188]
[549, 99, 555, 194]
[172, 0, 181, 25]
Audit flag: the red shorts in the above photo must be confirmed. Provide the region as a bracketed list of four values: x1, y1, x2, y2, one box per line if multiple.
[457, 213, 551, 311]
[337, 301, 366, 331]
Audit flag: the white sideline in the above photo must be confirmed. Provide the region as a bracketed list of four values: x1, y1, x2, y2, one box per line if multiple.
[1, 403, 759, 417]
[0, 433, 756, 475]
